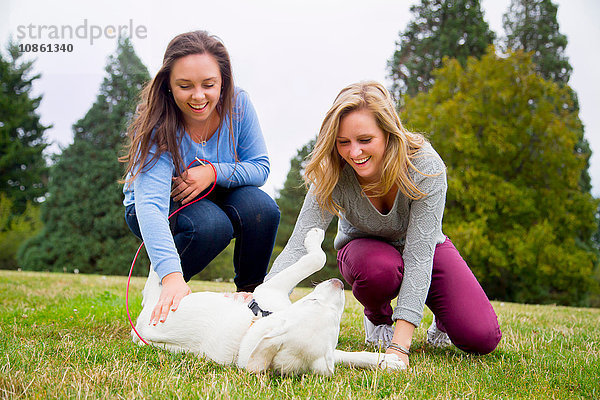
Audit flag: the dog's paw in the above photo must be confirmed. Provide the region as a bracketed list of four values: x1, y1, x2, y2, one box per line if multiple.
[304, 228, 325, 252]
[378, 353, 407, 371]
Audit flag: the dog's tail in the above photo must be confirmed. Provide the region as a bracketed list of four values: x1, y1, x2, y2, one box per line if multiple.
[141, 265, 162, 308]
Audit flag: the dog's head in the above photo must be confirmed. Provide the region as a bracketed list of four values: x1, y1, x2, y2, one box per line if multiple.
[293, 278, 345, 316]
[243, 279, 346, 375]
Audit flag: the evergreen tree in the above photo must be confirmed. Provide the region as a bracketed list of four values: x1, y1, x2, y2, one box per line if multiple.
[273, 140, 315, 252]
[272, 139, 341, 286]
[502, 0, 592, 194]
[387, 0, 495, 100]
[503, 0, 571, 83]
[401, 47, 598, 305]
[72, 36, 148, 149]
[0, 193, 42, 269]
[0, 41, 49, 216]
[19, 37, 151, 275]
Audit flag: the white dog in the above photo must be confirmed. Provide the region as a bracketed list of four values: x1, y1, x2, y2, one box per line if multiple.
[133, 228, 406, 375]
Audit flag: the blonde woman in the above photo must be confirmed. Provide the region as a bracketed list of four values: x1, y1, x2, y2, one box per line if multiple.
[269, 81, 501, 367]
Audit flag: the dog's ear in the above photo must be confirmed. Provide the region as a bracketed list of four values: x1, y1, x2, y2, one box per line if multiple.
[246, 321, 289, 373]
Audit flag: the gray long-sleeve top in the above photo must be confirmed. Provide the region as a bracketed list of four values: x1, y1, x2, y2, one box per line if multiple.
[269, 142, 447, 327]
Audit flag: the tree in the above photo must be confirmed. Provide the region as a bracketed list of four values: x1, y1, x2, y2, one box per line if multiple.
[0, 41, 49, 216]
[387, 0, 495, 100]
[401, 47, 598, 305]
[18, 37, 151, 275]
[271, 139, 341, 286]
[71, 37, 149, 149]
[503, 0, 571, 84]
[0, 193, 42, 269]
[502, 0, 592, 194]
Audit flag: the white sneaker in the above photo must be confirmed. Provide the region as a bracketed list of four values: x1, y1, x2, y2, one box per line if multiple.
[427, 316, 452, 348]
[363, 315, 394, 349]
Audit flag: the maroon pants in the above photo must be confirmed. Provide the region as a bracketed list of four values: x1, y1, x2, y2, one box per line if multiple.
[337, 237, 502, 354]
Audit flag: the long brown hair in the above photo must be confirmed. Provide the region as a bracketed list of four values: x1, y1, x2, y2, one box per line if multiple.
[304, 81, 429, 216]
[120, 30, 236, 182]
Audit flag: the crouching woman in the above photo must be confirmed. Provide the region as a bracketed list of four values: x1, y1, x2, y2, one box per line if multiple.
[269, 81, 501, 367]
[121, 31, 280, 326]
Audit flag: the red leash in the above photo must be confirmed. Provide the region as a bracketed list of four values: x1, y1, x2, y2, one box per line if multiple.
[126, 158, 217, 345]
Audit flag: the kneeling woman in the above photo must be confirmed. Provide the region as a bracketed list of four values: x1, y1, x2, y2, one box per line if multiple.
[269, 81, 501, 367]
[121, 31, 280, 325]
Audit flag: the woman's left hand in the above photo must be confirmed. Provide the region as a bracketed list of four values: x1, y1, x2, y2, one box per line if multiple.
[171, 165, 215, 204]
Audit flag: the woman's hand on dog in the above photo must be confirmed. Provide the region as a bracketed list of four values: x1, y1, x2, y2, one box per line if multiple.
[385, 320, 414, 368]
[171, 165, 215, 205]
[151, 272, 192, 325]
[385, 347, 409, 368]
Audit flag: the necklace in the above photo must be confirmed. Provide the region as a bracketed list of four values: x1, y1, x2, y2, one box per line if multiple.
[186, 127, 209, 146]
[186, 112, 220, 144]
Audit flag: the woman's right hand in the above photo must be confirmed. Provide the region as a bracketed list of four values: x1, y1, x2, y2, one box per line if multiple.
[171, 165, 215, 205]
[150, 272, 191, 325]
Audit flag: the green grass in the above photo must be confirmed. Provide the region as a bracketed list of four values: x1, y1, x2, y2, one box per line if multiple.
[0, 270, 598, 399]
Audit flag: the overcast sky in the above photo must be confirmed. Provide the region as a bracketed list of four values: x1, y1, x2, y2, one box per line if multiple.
[2, 0, 599, 198]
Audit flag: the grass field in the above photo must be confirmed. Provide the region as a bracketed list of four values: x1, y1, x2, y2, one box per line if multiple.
[0, 270, 598, 399]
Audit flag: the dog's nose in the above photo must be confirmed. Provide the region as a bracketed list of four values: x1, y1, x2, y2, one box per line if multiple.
[330, 278, 344, 289]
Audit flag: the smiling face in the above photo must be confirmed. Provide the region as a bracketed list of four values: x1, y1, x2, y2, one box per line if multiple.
[169, 53, 222, 130]
[336, 108, 388, 185]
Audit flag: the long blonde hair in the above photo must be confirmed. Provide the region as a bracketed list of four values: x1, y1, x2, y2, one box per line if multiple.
[304, 81, 428, 216]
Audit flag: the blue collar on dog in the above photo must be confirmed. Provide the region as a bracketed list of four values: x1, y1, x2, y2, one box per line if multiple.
[248, 299, 272, 317]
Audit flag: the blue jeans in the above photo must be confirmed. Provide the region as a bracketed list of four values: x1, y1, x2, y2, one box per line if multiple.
[125, 185, 280, 291]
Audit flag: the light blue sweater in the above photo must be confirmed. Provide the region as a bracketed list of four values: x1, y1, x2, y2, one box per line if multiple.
[123, 89, 269, 280]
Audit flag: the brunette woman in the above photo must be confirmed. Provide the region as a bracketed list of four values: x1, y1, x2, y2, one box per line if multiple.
[122, 31, 279, 325]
